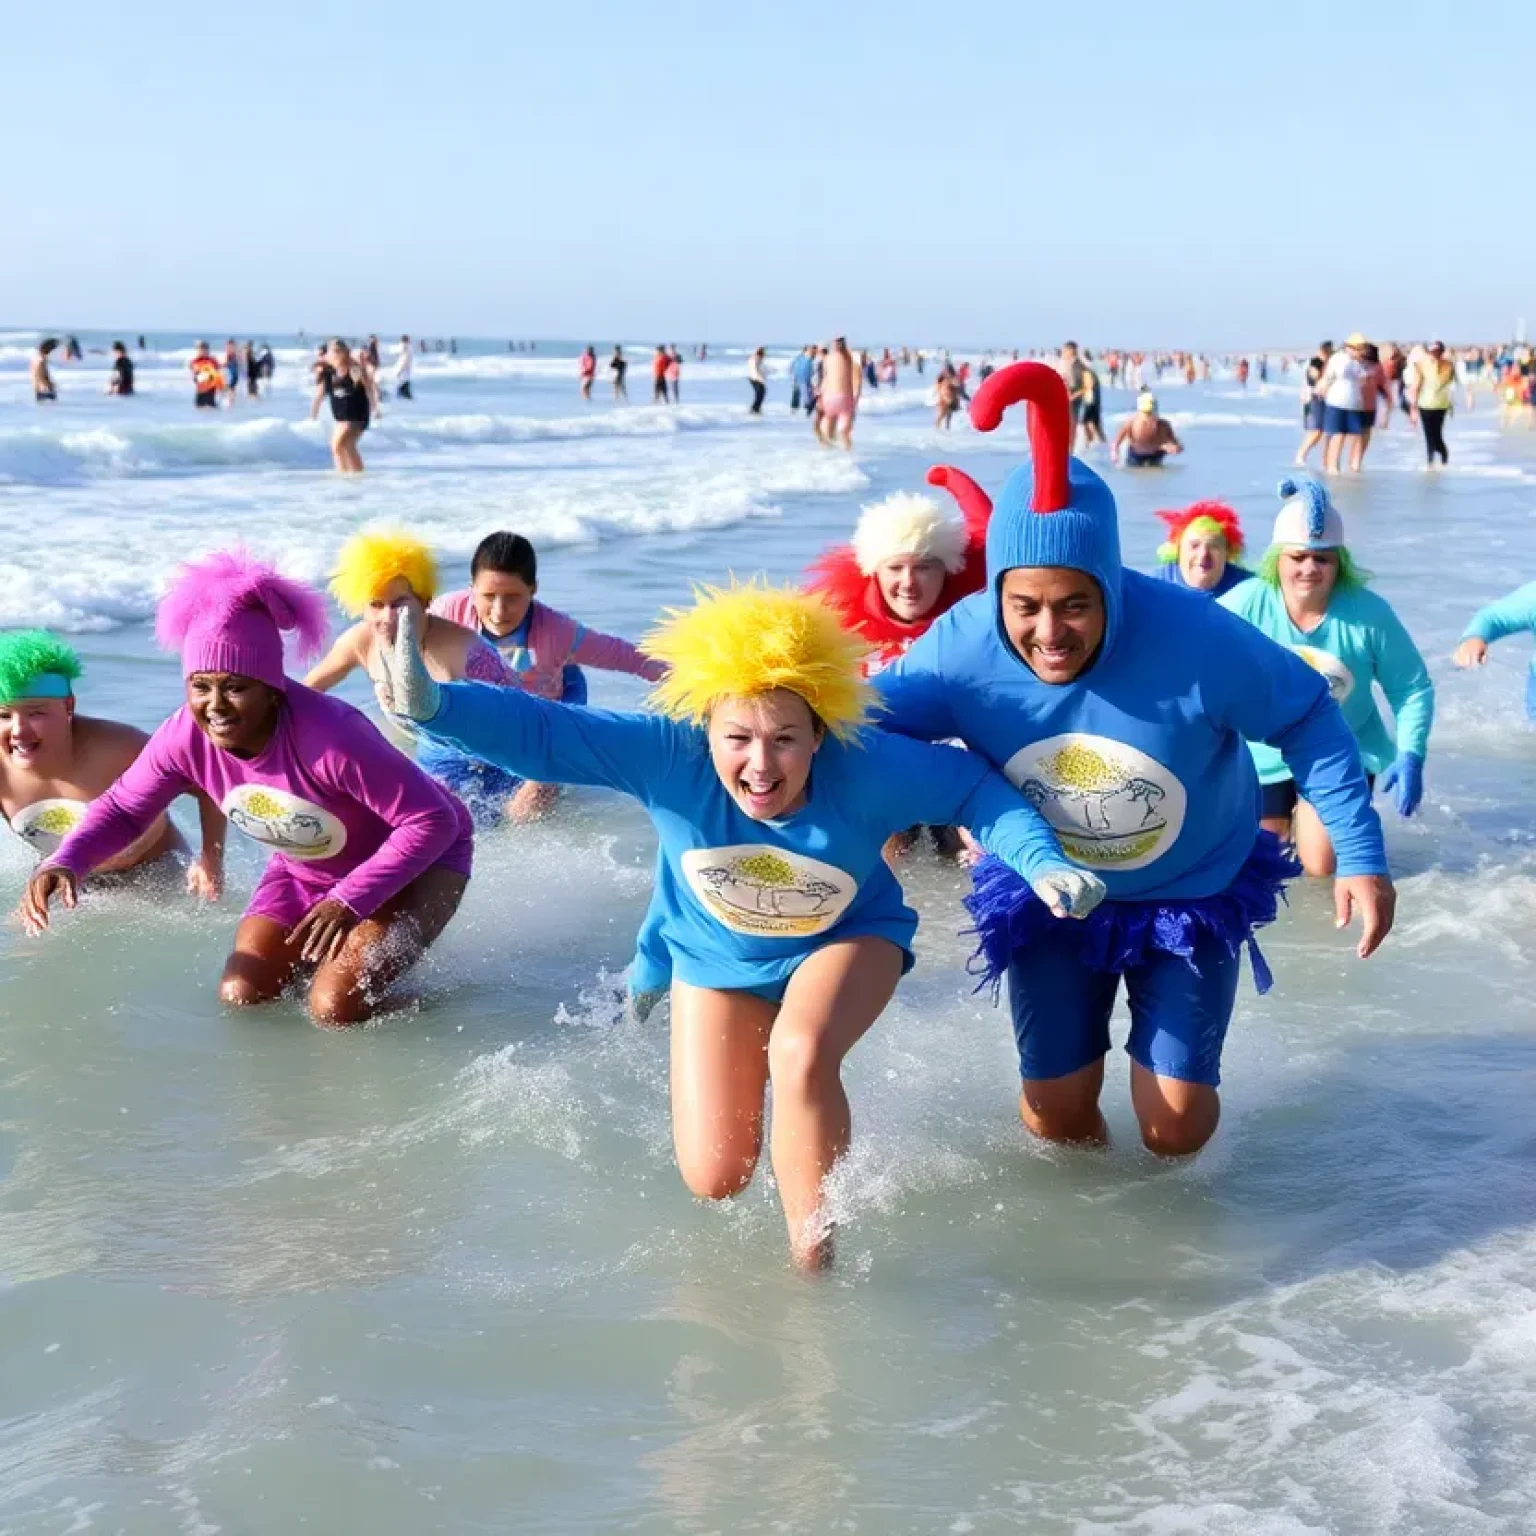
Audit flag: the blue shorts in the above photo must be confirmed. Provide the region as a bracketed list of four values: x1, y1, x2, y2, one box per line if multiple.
[1007, 923, 1239, 1087]
[1322, 404, 1368, 435]
[1303, 396, 1326, 431]
[1125, 448, 1166, 467]
[418, 742, 524, 828]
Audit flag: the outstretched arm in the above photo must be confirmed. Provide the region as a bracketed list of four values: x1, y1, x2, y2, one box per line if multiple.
[303, 626, 363, 692]
[1462, 581, 1536, 647]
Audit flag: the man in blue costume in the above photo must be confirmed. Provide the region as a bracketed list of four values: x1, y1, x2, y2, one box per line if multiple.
[875, 362, 1396, 1157]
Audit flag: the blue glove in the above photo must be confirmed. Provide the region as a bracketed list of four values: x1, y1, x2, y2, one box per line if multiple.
[1379, 752, 1424, 818]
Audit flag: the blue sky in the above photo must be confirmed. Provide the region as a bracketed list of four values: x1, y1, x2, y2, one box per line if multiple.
[3, 1, 1529, 346]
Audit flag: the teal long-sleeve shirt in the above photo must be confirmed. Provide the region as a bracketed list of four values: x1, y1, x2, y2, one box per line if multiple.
[1464, 581, 1536, 656]
[421, 682, 1073, 992]
[1218, 581, 1434, 782]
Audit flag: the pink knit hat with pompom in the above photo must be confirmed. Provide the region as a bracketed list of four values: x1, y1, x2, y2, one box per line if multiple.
[155, 549, 328, 691]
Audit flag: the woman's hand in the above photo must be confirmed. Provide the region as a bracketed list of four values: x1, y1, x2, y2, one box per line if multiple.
[185, 852, 224, 902]
[290, 897, 359, 965]
[1030, 867, 1106, 921]
[19, 866, 78, 936]
[1453, 636, 1488, 668]
[375, 606, 443, 723]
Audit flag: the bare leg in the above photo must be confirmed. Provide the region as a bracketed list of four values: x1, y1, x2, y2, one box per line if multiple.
[1322, 433, 1343, 474]
[1294, 429, 1323, 466]
[767, 936, 904, 1268]
[506, 780, 561, 823]
[1019, 1057, 1109, 1146]
[307, 866, 468, 1026]
[669, 981, 775, 1199]
[1130, 1064, 1220, 1156]
[219, 915, 303, 1007]
[1350, 428, 1371, 471]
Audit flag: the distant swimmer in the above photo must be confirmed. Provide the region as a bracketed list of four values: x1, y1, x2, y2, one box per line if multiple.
[747, 347, 767, 414]
[667, 345, 682, 402]
[610, 345, 628, 401]
[651, 345, 669, 404]
[1318, 332, 1371, 475]
[431, 530, 666, 823]
[63, 335, 81, 362]
[365, 335, 381, 368]
[136, 334, 147, 350]
[23, 553, 472, 1027]
[1455, 580, 1536, 721]
[106, 340, 135, 397]
[188, 340, 225, 409]
[257, 343, 275, 389]
[789, 344, 815, 413]
[1407, 340, 1455, 466]
[1, 631, 223, 892]
[1077, 355, 1105, 449]
[31, 338, 58, 402]
[934, 363, 959, 430]
[223, 339, 241, 407]
[309, 338, 379, 474]
[242, 341, 259, 399]
[1237, 357, 1250, 389]
[394, 333, 414, 401]
[816, 337, 860, 450]
[1112, 392, 1183, 466]
[378, 579, 1097, 1268]
[578, 344, 596, 400]
[1295, 340, 1332, 466]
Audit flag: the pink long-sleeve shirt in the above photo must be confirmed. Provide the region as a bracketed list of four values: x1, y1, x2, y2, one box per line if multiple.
[48, 684, 472, 919]
[430, 592, 664, 701]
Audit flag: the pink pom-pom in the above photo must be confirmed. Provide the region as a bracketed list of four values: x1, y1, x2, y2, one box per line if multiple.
[155, 548, 329, 664]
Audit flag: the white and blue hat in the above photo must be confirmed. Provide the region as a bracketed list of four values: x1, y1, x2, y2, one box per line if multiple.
[1271, 476, 1344, 551]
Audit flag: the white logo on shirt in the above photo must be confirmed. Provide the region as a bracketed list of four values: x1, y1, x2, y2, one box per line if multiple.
[1291, 645, 1356, 704]
[680, 845, 856, 937]
[1002, 733, 1186, 871]
[223, 784, 347, 862]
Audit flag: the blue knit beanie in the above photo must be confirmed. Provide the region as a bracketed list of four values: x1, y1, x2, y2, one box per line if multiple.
[973, 362, 1123, 655]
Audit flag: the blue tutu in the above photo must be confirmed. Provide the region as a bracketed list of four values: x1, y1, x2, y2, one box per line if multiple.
[964, 830, 1301, 998]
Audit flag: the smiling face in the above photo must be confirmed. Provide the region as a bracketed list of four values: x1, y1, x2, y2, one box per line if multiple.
[471, 570, 535, 638]
[186, 672, 281, 757]
[365, 575, 425, 646]
[1278, 548, 1339, 608]
[999, 567, 1106, 684]
[876, 555, 947, 623]
[707, 690, 824, 821]
[1179, 529, 1230, 590]
[0, 697, 74, 773]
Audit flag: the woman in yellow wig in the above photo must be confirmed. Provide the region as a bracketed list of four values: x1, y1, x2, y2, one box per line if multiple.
[306, 528, 521, 821]
[376, 577, 1103, 1270]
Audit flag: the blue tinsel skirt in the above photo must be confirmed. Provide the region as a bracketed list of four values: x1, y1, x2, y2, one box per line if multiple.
[963, 831, 1301, 998]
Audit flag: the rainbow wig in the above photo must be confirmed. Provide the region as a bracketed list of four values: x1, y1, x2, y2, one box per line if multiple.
[0, 630, 82, 705]
[1156, 500, 1245, 565]
[642, 578, 876, 740]
[1257, 543, 1371, 592]
[330, 528, 439, 616]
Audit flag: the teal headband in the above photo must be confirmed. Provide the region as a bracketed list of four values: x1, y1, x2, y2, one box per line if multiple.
[1, 672, 73, 703]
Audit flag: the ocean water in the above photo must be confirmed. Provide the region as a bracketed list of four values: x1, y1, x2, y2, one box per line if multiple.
[2, 332, 1535, 1535]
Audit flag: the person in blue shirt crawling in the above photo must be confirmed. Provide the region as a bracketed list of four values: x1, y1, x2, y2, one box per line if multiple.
[873, 362, 1397, 1161]
[1218, 478, 1434, 877]
[375, 578, 1103, 1271]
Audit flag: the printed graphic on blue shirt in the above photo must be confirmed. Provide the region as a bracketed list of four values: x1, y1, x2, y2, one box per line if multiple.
[9, 797, 90, 856]
[223, 784, 348, 862]
[1001, 733, 1186, 871]
[680, 845, 857, 937]
[1291, 645, 1355, 704]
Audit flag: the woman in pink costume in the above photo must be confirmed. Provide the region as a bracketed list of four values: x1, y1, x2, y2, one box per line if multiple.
[21, 552, 473, 1026]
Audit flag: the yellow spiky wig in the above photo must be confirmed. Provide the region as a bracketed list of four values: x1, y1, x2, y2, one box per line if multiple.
[641, 578, 877, 741]
[329, 528, 438, 616]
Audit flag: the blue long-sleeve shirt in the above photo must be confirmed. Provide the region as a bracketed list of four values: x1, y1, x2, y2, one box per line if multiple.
[1219, 581, 1434, 780]
[419, 683, 1072, 991]
[875, 571, 1388, 888]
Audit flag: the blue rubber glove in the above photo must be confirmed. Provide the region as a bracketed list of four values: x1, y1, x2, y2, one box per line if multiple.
[1379, 752, 1424, 818]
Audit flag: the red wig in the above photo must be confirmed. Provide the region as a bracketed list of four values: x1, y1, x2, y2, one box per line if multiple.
[1155, 500, 1245, 564]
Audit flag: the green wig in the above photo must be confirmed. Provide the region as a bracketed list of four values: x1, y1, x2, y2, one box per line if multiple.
[0, 630, 82, 705]
[1257, 544, 1371, 592]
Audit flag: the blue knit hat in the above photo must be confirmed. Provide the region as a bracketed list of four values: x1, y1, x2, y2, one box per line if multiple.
[972, 362, 1124, 656]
